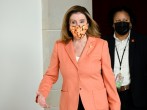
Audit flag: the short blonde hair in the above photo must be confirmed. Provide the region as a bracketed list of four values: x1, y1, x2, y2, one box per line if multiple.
[61, 5, 101, 43]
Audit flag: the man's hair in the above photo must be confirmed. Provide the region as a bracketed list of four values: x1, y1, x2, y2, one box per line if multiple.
[108, 6, 136, 26]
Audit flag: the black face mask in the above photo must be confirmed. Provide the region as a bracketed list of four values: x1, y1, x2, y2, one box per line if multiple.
[114, 22, 130, 35]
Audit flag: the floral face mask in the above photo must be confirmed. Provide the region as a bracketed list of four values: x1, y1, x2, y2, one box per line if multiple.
[70, 24, 88, 39]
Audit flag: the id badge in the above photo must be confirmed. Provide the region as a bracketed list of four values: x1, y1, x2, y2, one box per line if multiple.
[115, 73, 124, 89]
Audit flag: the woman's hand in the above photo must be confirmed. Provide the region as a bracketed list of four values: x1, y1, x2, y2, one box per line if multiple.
[36, 92, 49, 108]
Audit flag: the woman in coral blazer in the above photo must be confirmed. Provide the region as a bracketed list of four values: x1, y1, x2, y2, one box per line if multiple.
[36, 5, 120, 110]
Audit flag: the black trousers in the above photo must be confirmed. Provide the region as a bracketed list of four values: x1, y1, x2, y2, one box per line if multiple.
[118, 89, 132, 110]
[118, 89, 147, 110]
[78, 96, 85, 110]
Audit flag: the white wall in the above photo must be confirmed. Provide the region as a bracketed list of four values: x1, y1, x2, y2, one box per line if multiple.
[42, 0, 92, 110]
[0, 0, 43, 110]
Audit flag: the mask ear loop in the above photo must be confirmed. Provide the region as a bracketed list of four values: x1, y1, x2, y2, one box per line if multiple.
[129, 24, 132, 29]
[129, 22, 132, 30]
[112, 23, 115, 29]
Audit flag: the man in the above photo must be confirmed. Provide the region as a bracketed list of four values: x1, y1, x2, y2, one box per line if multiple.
[103, 6, 147, 110]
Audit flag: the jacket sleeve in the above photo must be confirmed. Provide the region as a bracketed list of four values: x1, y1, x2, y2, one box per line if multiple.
[38, 41, 59, 98]
[101, 40, 121, 110]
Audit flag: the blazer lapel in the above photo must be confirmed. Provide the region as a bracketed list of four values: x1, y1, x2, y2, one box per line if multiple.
[78, 37, 96, 62]
[65, 40, 78, 69]
[65, 37, 96, 67]
[86, 37, 96, 55]
[108, 37, 115, 69]
[129, 33, 136, 69]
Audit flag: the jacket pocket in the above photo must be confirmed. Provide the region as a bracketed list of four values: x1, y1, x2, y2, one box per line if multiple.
[92, 88, 109, 110]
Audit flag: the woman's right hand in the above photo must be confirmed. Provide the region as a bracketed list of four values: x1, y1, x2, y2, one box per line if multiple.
[36, 92, 49, 108]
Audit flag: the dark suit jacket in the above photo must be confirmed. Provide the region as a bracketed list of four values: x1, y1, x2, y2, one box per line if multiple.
[103, 31, 147, 108]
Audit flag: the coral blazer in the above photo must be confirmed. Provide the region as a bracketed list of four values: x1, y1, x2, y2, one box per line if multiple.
[38, 36, 120, 110]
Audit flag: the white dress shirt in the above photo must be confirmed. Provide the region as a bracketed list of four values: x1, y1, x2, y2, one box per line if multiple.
[76, 56, 80, 62]
[113, 33, 131, 86]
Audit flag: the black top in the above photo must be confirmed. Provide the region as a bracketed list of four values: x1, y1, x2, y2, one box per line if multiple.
[103, 31, 147, 108]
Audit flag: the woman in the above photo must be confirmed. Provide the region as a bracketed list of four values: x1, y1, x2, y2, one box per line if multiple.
[36, 5, 120, 110]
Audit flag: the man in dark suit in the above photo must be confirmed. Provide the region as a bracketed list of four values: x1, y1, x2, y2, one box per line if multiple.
[103, 6, 147, 110]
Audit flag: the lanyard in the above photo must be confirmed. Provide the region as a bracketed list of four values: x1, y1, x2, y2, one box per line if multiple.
[115, 38, 129, 71]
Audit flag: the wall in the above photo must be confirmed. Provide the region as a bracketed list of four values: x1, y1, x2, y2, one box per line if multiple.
[0, 0, 92, 110]
[42, 0, 92, 110]
[93, 0, 147, 36]
[0, 0, 43, 110]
